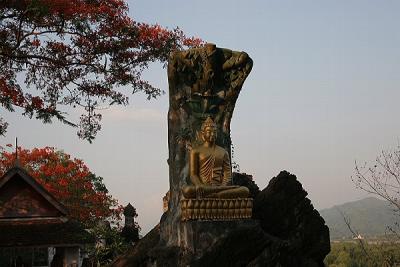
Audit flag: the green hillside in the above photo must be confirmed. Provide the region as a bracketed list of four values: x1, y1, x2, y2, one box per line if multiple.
[319, 197, 399, 240]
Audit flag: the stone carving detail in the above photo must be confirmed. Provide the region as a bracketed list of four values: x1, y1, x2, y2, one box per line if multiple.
[162, 43, 253, 246]
[180, 198, 252, 221]
[168, 43, 253, 159]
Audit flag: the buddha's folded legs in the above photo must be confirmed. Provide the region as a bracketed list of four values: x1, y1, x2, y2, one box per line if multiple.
[213, 186, 249, 198]
[182, 185, 249, 199]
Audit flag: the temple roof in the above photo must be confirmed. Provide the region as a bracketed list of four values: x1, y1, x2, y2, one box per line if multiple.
[0, 166, 67, 217]
[0, 166, 94, 247]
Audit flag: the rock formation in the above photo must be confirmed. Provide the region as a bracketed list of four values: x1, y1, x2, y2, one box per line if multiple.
[112, 44, 330, 266]
[112, 171, 330, 267]
[253, 170, 330, 265]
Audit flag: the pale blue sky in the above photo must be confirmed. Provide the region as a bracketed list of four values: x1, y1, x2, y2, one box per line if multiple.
[2, 1, 400, 233]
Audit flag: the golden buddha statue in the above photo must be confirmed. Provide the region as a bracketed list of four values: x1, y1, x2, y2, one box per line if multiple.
[182, 117, 249, 199]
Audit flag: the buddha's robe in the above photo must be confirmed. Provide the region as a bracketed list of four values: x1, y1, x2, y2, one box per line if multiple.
[198, 145, 231, 186]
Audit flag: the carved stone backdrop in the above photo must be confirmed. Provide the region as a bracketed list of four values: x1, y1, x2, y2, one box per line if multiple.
[161, 43, 253, 247]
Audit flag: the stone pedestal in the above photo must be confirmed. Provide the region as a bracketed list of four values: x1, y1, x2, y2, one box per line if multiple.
[180, 220, 259, 260]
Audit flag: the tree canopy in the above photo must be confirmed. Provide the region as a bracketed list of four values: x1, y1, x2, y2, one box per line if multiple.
[0, 0, 201, 141]
[0, 144, 122, 226]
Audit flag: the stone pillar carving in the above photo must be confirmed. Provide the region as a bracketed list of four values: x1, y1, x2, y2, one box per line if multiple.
[161, 43, 253, 247]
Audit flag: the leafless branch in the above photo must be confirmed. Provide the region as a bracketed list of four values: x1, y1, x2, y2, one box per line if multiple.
[339, 209, 370, 258]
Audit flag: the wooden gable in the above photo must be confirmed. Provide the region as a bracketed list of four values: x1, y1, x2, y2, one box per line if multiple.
[0, 166, 67, 219]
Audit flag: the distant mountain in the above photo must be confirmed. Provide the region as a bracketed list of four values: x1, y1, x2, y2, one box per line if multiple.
[319, 197, 399, 240]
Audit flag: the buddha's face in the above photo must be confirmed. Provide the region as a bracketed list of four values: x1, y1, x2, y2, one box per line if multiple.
[202, 126, 217, 143]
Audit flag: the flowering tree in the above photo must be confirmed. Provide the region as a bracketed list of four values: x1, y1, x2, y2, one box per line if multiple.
[0, 0, 201, 141]
[0, 144, 122, 226]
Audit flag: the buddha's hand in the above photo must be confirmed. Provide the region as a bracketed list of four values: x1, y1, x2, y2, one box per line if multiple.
[196, 185, 205, 199]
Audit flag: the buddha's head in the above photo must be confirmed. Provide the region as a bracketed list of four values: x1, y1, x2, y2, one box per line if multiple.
[201, 117, 217, 144]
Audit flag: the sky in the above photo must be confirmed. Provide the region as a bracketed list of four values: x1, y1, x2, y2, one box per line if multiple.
[2, 0, 400, 234]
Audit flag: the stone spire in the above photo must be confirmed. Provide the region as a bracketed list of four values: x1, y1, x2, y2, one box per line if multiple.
[123, 203, 136, 227]
[121, 203, 139, 243]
